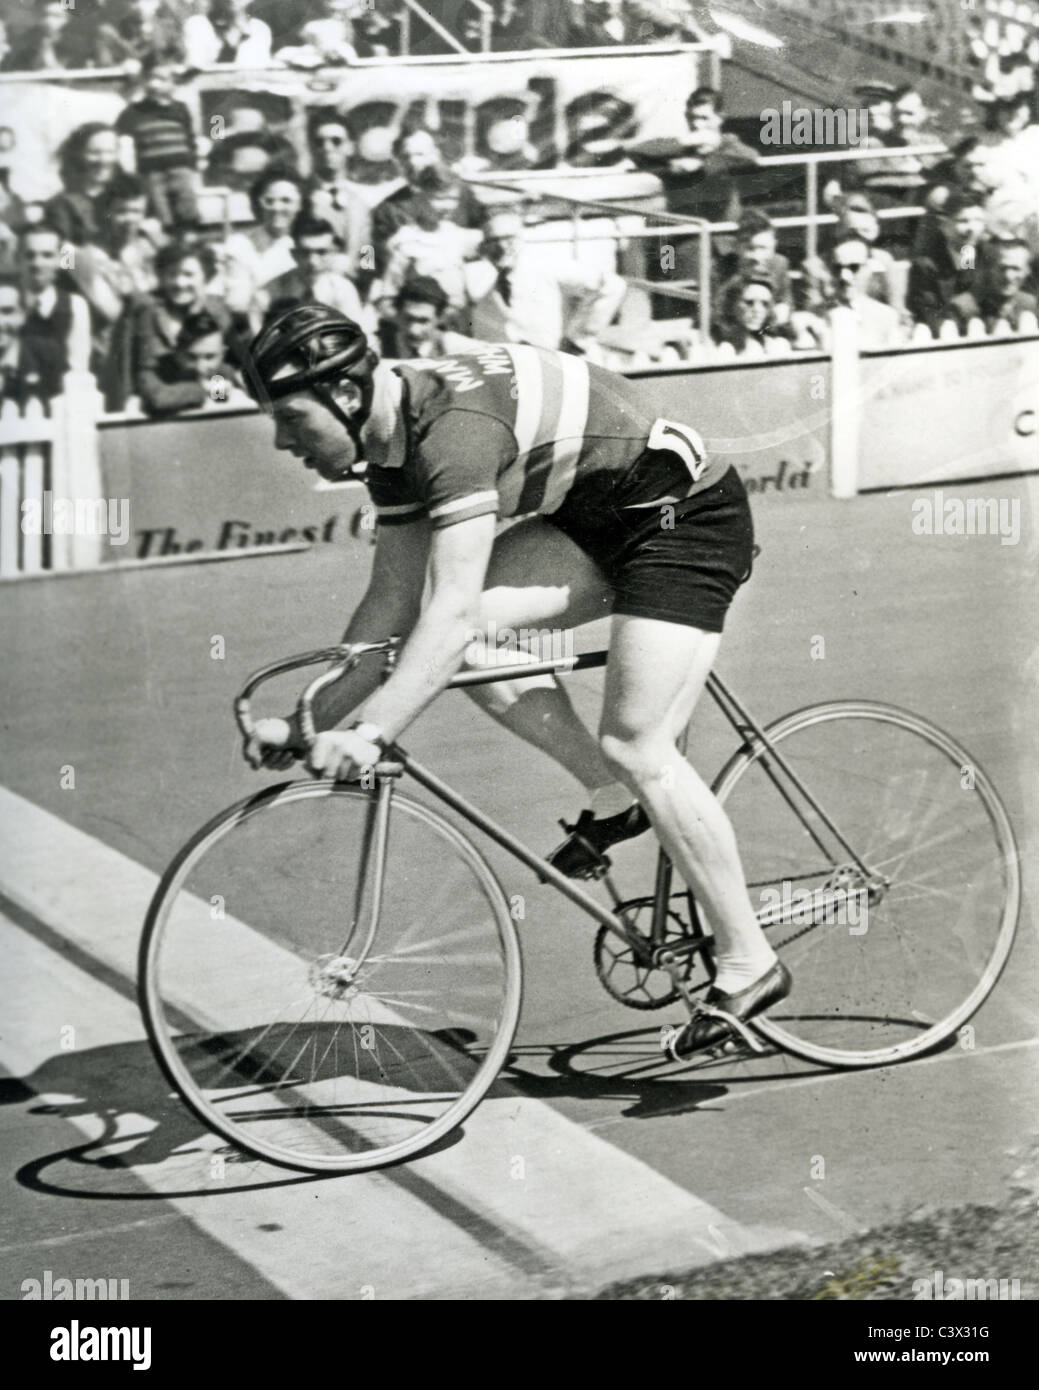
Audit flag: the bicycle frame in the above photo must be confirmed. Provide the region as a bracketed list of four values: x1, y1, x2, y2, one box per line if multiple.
[138, 641, 1019, 1176]
[236, 641, 879, 975]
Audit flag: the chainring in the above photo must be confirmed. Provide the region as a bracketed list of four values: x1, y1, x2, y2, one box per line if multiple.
[593, 902, 711, 1010]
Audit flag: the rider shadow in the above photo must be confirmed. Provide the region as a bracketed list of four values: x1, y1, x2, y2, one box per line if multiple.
[490, 1026, 823, 1118]
[2, 1037, 312, 1199]
[4, 1024, 478, 1198]
[5, 1022, 822, 1198]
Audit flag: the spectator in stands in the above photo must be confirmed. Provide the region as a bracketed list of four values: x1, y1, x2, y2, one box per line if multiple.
[844, 84, 934, 215]
[139, 308, 248, 416]
[625, 0, 705, 44]
[792, 233, 903, 352]
[378, 191, 483, 320]
[714, 275, 793, 361]
[45, 124, 123, 249]
[477, 0, 573, 50]
[386, 276, 477, 359]
[0, 132, 29, 274]
[833, 192, 902, 308]
[3, 2, 80, 72]
[66, 172, 164, 372]
[628, 86, 757, 220]
[461, 207, 627, 358]
[924, 136, 995, 213]
[275, 0, 359, 66]
[716, 210, 791, 324]
[95, 172, 163, 291]
[352, 4, 401, 57]
[373, 126, 481, 253]
[907, 190, 997, 332]
[942, 239, 1037, 334]
[344, 104, 403, 193]
[220, 167, 307, 317]
[977, 95, 1039, 250]
[0, 276, 63, 407]
[570, 0, 629, 46]
[204, 128, 279, 223]
[115, 56, 200, 231]
[263, 213, 370, 328]
[305, 113, 373, 277]
[628, 86, 757, 318]
[183, 0, 272, 67]
[17, 224, 92, 382]
[94, 0, 187, 67]
[892, 87, 935, 146]
[112, 241, 247, 413]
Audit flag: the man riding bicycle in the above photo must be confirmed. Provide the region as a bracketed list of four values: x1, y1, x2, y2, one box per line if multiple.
[241, 303, 791, 1058]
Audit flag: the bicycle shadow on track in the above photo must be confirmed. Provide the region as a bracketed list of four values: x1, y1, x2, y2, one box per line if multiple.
[3, 1032, 466, 1201]
[491, 1026, 829, 1118]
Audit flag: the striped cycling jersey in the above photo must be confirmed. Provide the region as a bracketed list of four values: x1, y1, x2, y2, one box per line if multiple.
[366, 343, 726, 530]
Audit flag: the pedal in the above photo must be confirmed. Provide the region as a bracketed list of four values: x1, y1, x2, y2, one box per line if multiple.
[691, 1004, 767, 1055]
[582, 852, 613, 882]
[544, 818, 613, 882]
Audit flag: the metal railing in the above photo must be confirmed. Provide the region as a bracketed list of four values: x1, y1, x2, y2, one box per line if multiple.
[464, 142, 946, 341]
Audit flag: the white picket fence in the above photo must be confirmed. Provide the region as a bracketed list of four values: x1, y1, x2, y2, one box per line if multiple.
[0, 372, 105, 579]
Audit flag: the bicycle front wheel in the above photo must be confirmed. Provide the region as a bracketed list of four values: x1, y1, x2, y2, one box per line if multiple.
[713, 702, 1020, 1068]
[140, 780, 522, 1172]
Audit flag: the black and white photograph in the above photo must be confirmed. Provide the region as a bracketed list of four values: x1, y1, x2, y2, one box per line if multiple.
[0, 0, 1035, 1342]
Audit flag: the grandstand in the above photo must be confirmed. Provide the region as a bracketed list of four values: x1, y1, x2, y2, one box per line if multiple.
[0, 0, 1036, 576]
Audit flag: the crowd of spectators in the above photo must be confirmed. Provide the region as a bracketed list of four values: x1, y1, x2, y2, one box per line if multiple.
[0, 0, 710, 72]
[2, 2, 1039, 412]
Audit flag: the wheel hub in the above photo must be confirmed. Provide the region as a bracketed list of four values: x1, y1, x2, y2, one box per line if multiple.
[309, 953, 363, 1001]
[823, 863, 888, 908]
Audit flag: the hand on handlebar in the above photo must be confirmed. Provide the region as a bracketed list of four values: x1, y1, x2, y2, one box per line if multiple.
[306, 728, 384, 783]
[244, 715, 305, 771]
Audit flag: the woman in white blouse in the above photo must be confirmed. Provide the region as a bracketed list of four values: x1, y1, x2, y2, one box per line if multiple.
[218, 168, 307, 325]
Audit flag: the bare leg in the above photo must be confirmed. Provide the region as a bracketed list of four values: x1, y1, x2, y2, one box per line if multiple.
[598, 614, 774, 988]
[463, 518, 618, 793]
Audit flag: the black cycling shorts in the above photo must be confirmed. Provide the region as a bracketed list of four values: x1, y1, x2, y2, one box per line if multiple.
[547, 464, 755, 634]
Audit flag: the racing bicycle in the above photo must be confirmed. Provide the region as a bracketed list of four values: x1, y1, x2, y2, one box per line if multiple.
[138, 639, 1021, 1173]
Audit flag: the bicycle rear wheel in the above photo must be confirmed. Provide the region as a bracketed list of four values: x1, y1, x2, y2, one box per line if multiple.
[713, 702, 1020, 1068]
[139, 780, 522, 1172]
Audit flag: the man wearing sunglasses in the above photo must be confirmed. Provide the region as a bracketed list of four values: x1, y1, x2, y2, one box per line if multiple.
[305, 114, 371, 281]
[794, 233, 904, 351]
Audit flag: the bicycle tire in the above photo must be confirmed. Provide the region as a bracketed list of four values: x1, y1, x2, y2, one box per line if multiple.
[711, 701, 1020, 1068]
[139, 779, 523, 1172]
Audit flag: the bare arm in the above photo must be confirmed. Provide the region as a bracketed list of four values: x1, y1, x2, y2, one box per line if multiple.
[355, 513, 497, 743]
[307, 516, 432, 732]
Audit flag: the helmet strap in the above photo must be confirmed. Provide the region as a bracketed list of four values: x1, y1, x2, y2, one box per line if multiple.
[312, 380, 367, 455]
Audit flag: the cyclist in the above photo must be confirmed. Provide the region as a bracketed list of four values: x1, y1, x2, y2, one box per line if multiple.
[241, 304, 791, 1058]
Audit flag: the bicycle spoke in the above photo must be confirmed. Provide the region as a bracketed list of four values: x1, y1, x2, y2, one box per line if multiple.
[142, 783, 521, 1171]
[714, 704, 1019, 1066]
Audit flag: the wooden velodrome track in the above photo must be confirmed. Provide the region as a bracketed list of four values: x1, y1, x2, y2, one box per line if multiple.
[1, 474, 1036, 1299]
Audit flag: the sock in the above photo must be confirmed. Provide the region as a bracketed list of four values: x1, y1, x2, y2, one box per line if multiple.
[589, 781, 635, 817]
[712, 946, 778, 996]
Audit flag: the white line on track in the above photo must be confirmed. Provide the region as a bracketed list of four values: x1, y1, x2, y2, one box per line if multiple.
[576, 1036, 1039, 1134]
[711, 1035, 1039, 1109]
[0, 786, 810, 1298]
